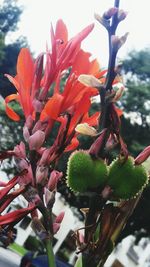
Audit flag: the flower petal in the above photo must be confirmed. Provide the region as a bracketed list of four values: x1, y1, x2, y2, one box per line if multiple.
[65, 137, 79, 152]
[0, 205, 35, 226]
[43, 93, 64, 120]
[17, 48, 34, 92]
[5, 94, 20, 121]
[55, 19, 68, 44]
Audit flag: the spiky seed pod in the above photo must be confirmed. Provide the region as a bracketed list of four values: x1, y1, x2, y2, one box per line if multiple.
[66, 150, 108, 193]
[108, 157, 148, 200]
[66, 150, 93, 192]
[89, 159, 108, 189]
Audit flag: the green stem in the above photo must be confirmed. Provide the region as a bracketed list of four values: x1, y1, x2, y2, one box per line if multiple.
[45, 238, 56, 267]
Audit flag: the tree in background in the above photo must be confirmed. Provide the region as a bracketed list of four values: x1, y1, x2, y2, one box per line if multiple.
[121, 48, 150, 156]
[116, 48, 150, 244]
[0, 0, 27, 97]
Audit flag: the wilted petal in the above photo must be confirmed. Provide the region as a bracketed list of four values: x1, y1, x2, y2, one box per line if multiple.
[78, 74, 102, 88]
[75, 123, 98, 136]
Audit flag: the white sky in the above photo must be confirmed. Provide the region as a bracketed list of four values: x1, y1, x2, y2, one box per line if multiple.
[5, 0, 150, 66]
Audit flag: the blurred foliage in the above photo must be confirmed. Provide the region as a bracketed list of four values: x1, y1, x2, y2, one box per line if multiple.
[0, 0, 28, 98]
[116, 48, 150, 243]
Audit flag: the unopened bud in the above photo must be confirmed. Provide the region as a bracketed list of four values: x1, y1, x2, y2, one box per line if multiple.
[15, 158, 29, 172]
[36, 165, 49, 185]
[78, 74, 102, 88]
[111, 33, 129, 51]
[118, 32, 129, 49]
[29, 130, 45, 150]
[44, 188, 55, 209]
[23, 126, 30, 142]
[94, 13, 110, 29]
[53, 211, 65, 234]
[14, 142, 26, 158]
[39, 148, 51, 165]
[25, 115, 33, 129]
[53, 223, 60, 234]
[32, 121, 43, 134]
[89, 128, 108, 158]
[33, 99, 43, 113]
[118, 9, 128, 22]
[55, 211, 65, 224]
[103, 7, 118, 20]
[135, 146, 150, 165]
[48, 170, 63, 191]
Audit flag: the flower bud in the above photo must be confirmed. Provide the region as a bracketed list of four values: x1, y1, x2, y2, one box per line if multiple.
[111, 33, 129, 51]
[14, 142, 26, 158]
[135, 146, 150, 165]
[55, 211, 65, 224]
[29, 130, 45, 150]
[53, 212, 65, 234]
[89, 128, 108, 158]
[15, 158, 29, 172]
[23, 126, 30, 142]
[39, 148, 51, 165]
[44, 188, 55, 209]
[94, 13, 109, 29]
[53, 223, 61, 234]
[103, 7, 118, 20]
[118, 9, 128, 22]
[36, 166, 49, 185]
[48, 170, 63, 191]
[25, 115, 33, 129]
[33, 99, 43, 113]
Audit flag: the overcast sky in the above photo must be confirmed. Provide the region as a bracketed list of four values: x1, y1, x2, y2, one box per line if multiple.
[5, 0, 150, 66]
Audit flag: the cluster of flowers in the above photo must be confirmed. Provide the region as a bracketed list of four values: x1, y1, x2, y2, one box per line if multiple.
[0, 3, 150, 267]
[0, 20, 105, 235]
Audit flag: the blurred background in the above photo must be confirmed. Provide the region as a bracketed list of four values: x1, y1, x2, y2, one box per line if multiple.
[0, 0, 150, 266]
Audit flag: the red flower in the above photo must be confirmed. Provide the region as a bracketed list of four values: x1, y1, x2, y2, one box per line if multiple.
[5, 20, 95, 122]
[0, 205, 36, 226]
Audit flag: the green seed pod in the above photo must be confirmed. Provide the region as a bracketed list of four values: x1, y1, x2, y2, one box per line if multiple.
[66, 150, 93, 192]
[108, 157, 148, 199]
[66, 151, 108, 193]
[89, 159, 108, 189]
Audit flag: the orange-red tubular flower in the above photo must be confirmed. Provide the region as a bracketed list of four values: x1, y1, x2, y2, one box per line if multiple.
[5, 48, 43, 121]
[5, 20, 95, 121]
[40, 50, 100, 131]
[40, 20, 95, 99]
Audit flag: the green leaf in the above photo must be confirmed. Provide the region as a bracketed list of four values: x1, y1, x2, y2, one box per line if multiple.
[74, 256, 82, 267]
